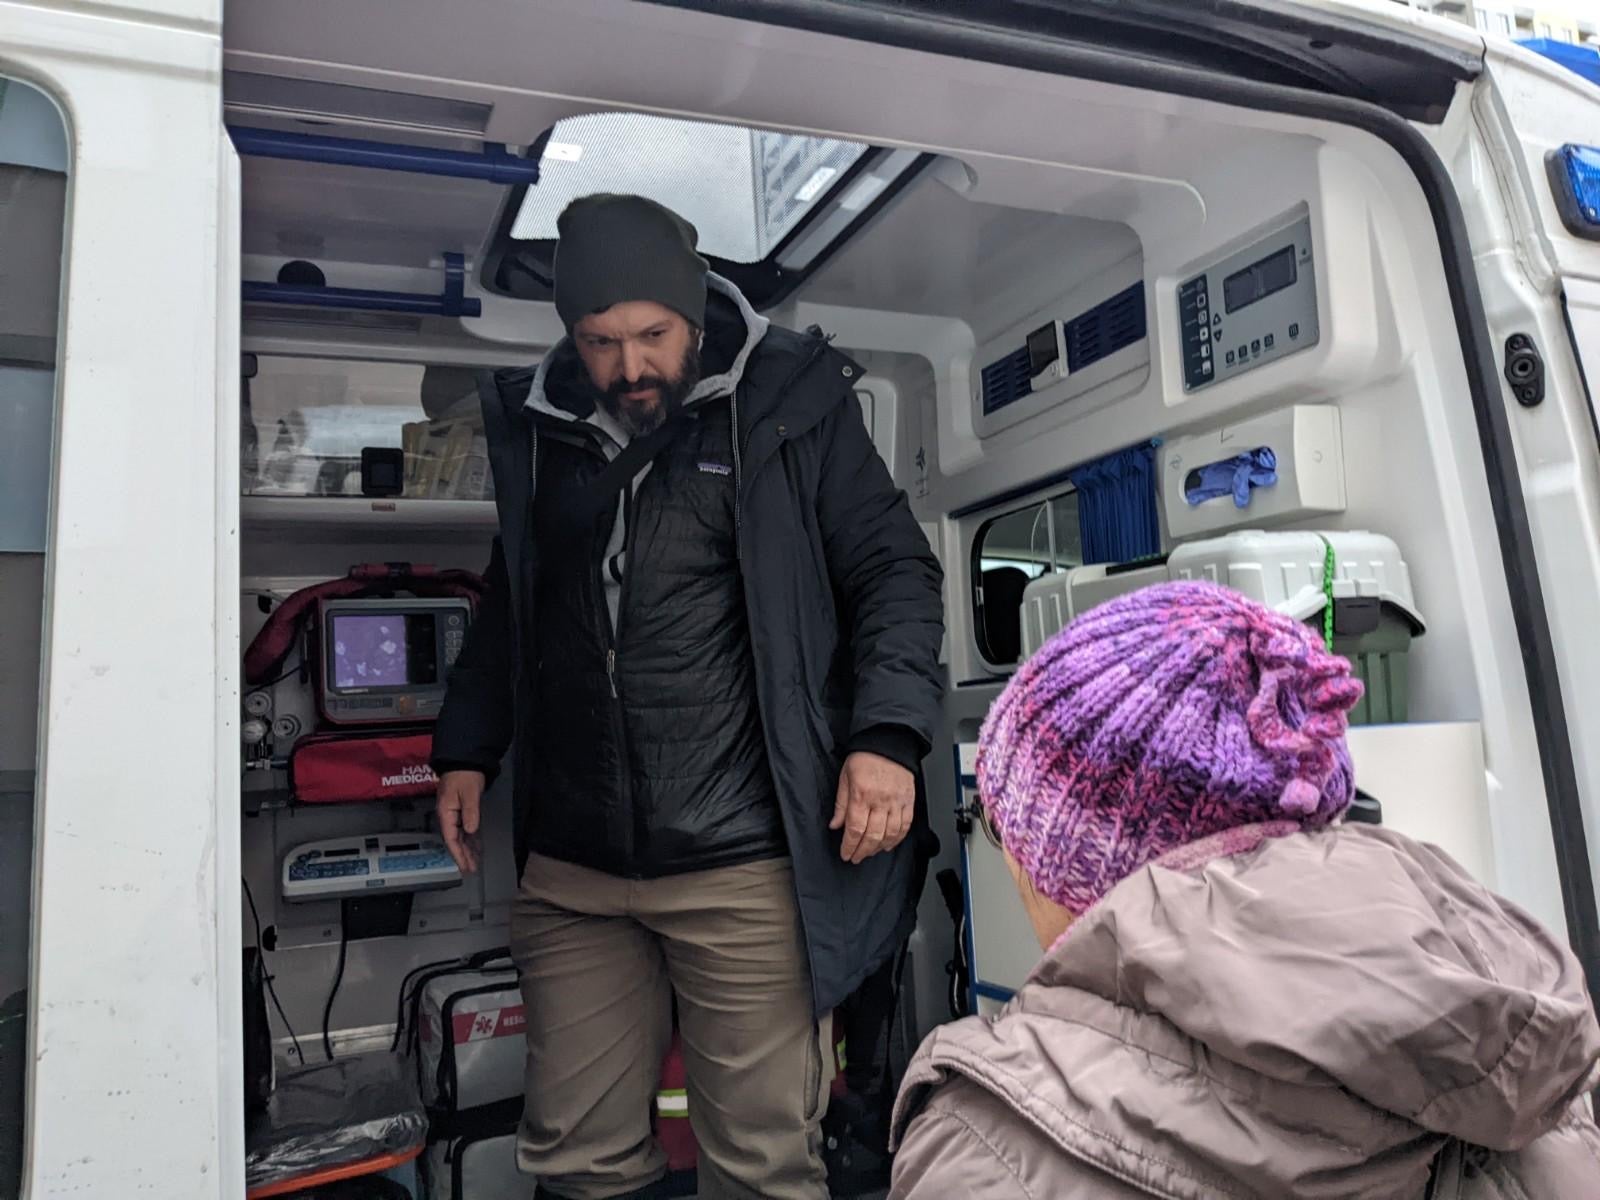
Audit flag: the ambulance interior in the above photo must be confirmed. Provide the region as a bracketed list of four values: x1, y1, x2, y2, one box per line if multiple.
[2, 0, 1579, 1195]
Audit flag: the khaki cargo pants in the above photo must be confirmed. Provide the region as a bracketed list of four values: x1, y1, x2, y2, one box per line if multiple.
[510, 851, 834, 1200]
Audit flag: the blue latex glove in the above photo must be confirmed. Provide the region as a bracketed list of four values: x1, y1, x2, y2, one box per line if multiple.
[1185, 446, 1278, 508]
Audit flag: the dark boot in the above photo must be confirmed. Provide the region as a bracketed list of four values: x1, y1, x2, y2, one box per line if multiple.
[822, 1088, 893, 1196]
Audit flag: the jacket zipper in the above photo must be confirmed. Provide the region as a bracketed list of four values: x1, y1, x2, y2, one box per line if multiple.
[513, 420, 538, 676]
[584, 430, 641, 873]
[730, 392, 744, 561]
[603, 479, 630, 703]
[595, 536, 632, 866]
[614, 467, 647, 872]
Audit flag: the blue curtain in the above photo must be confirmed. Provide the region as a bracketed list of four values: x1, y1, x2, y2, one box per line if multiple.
[1067, 441, 1161, 565]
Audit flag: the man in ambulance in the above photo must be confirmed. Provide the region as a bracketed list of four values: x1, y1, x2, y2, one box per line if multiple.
[430, 193, 945, 1200]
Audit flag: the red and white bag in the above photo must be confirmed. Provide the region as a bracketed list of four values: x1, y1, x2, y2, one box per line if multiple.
[406, 955, 526, 1118]
[423, 1122, 523, 1200]
[288, 729, 438, 806]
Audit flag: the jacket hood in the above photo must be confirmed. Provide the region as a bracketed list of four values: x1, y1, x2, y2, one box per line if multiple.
[523, 271, 770, 427]
[894, 824, 1600, 1197]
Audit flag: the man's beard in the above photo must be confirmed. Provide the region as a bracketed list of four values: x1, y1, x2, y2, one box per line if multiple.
[588, 344, 702, 438]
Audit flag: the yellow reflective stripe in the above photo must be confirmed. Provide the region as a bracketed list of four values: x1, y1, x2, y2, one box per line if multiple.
[656, 1089, 688, 1116]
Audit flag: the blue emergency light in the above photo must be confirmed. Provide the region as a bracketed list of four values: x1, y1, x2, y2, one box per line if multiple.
[1517, 38, 1600, 89]
[1546, 144, 1600, 241]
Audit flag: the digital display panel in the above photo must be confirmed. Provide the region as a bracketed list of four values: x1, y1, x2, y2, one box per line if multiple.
[330, 612, 438, 691]
[1026, 323, 1060, 376]
[1223, 245, 1298, 314]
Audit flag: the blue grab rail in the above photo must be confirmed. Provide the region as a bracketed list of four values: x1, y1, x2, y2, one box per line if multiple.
[226, 124, 541, 186]
[243, 252, 482, 318]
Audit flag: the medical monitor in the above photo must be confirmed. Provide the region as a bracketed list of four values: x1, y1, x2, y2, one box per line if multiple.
[316, 596, 471, 725]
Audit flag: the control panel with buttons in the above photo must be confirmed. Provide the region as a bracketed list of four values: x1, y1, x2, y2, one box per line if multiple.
[1177, 213, 1320, 393]
[282, 832, 462, 901]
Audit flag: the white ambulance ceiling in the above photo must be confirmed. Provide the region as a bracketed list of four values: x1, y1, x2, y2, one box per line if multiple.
[222, 0, 1312, 320]
[793, 180, 1138, 335]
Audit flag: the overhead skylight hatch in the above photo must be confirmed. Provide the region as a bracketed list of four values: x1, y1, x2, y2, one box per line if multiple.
[510, 111, 870, 264]
[482, 110, 929, 309]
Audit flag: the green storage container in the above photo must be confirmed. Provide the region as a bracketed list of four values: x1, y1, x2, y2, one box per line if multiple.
[1308, 599, 1422, 726]
[1168, 531, 1426, 727]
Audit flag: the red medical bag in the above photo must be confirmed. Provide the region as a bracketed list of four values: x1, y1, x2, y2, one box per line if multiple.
[287, 730, 438, 805]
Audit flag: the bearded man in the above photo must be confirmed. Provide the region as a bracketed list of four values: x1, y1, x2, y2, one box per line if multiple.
[431, 193, 945, 1200]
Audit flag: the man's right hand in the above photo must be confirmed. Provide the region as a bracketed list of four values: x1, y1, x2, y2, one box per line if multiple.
[437, 769, 486, 874]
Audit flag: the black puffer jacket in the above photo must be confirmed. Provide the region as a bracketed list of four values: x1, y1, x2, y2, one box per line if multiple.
[431, 275, 946, 1016]
[524, 390, 785, 878]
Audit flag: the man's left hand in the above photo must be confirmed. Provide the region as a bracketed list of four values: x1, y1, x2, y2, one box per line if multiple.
[831, 751, 915, 864]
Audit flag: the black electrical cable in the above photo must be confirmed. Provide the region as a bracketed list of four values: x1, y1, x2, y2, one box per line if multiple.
[242, 876, 304, 1065]
[322, 908, 350, 1062]
[253, 656, 306, 690]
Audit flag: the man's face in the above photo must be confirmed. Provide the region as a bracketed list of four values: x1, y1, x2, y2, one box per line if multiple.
[573, 301, 700, 437]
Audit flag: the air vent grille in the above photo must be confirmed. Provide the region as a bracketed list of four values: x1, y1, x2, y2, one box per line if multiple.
[979, 346, 1033, 415]
[1065, 282, 1146, 373]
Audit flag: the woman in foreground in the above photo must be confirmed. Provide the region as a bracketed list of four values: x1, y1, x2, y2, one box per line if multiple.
[889, 582, 1600, 1198]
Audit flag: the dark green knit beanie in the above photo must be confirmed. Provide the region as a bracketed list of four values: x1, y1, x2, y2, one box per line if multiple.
[552, 193, 709, 332]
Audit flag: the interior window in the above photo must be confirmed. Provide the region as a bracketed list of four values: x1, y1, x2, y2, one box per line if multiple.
[511, 111, 869, 263]
[0, 73, 68, 1196]
[973, 490, 1081, 667]
[484, 112, 926, 312]
[244, 356, 493, 500]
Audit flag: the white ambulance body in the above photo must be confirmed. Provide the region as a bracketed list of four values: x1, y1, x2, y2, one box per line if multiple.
[2, 0, 1599, 1195]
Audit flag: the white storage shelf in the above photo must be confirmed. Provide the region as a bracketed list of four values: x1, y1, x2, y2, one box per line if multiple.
[241, 496, 499, 532]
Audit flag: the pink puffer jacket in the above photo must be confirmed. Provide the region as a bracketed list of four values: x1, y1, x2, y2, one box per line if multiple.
[889, 824, 1600, 1199]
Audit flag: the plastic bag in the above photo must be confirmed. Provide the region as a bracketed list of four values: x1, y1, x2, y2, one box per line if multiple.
[245, 1052, 427, 1193]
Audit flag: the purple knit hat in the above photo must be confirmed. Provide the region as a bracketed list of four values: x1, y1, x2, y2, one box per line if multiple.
[976, 580, 1365, 915]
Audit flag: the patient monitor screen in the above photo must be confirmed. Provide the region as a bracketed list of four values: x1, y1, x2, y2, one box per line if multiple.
[330, 612, 440, 690]
[317, 597, 469, 724]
